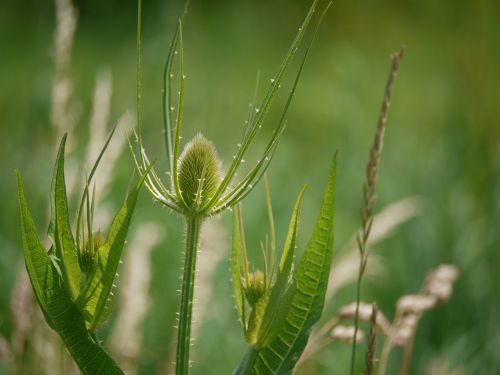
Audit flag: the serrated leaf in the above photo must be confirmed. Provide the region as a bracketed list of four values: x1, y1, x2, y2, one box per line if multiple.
[17, 171, 124, 375]
[54, 134, 82, 299]
[77, 171, 147, 329]
[234, 154, 337, 375]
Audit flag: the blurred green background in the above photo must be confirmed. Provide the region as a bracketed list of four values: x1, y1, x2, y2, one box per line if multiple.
[1, 0, 499, 374]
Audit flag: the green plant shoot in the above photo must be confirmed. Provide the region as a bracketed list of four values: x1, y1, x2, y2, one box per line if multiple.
[16, 134, 147, 374]
[232, 155, 337, 375]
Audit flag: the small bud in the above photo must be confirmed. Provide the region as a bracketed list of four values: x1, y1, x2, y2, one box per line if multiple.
[178, 134, 221, 210]
[80, 231, 106, 273]
[244, 270, 266, 307]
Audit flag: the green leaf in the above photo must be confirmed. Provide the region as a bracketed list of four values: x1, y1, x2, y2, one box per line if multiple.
[278, 186, 307, 275]
[232, 204, 247, 333]
[16, 171, 123, 375]
[235, 154, 337, 374]
[77, 171, 147, 329]
[54, 134, 82, 300]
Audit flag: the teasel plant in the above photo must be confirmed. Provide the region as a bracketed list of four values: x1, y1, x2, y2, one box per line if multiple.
[16, 132, 147, 375]
[129, 0, 331, 373]
[231, 161, 337, 374]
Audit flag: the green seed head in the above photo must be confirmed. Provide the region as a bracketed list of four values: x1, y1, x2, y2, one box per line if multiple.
[244, 270, 267, 307]
[178, 134, 221, 211]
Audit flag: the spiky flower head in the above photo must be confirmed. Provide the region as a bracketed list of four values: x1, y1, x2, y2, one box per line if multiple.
[178, 134, 221, 211]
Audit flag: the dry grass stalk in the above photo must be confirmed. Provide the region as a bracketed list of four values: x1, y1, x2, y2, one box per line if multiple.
[109, 222, 163, 375]
[339, 302, 390, 336]
[51, 0, 78, 142]
[0, 335, 13, 368]
[9, 270, 32, 364]
[375, 264, 459, 375]
[395, 264, 459, 375]
[350, 46, 405, 375]
[331, 326, 365, 343]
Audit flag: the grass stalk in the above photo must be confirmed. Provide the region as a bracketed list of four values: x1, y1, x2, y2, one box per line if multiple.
[349, 47, 404, 375]
[364, 304, 378, 375]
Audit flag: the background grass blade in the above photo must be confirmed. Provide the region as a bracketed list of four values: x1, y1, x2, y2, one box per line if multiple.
[17, 172, 124, 375]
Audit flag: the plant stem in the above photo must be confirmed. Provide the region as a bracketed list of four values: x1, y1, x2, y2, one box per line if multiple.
[232, 347, 259, 375]
[176, 216, 202, 375]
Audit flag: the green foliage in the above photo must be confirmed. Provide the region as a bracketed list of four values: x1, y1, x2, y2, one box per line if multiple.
[232, 155, 337, 374]
[16, 135, 146, 374]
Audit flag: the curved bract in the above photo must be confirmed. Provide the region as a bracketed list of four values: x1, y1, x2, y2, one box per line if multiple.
[16, 135, 146, 374]
[232, 155, 337, 375]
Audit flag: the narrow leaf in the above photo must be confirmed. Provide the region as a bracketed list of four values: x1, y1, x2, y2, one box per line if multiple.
[279, 186, 307, 275]
[76, 126, 116, 248]
[232, 204, 247, 332]
[54, 134, 82, 299]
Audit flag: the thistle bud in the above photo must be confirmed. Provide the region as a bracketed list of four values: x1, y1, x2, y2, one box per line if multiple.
[244, 270, 266, 307]
[178, 134, 221, 210]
